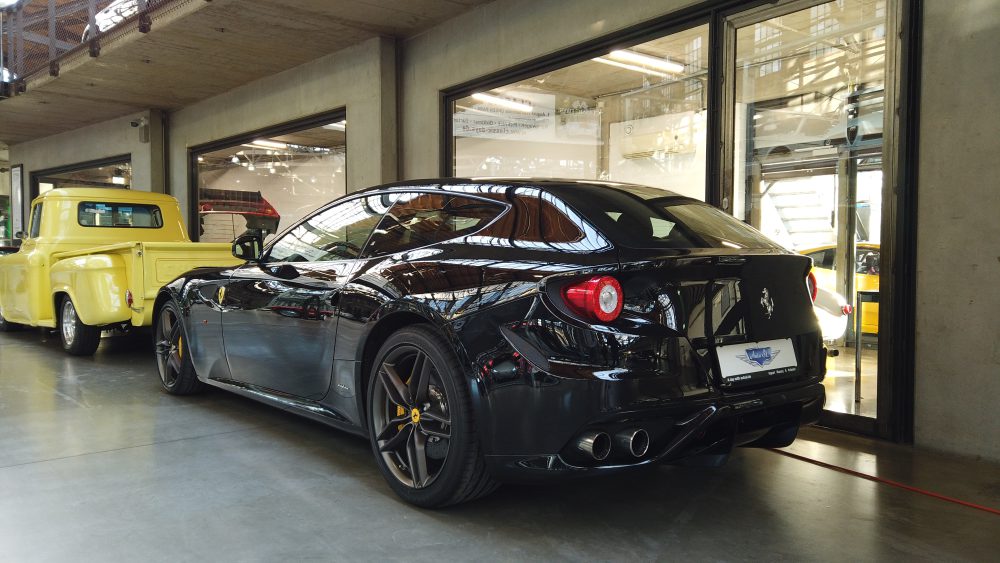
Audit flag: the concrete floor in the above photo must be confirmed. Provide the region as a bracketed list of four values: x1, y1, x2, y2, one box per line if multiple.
[1, 330, 998, 562]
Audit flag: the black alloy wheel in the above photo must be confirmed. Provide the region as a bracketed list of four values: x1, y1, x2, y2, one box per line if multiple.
[154, 301, 204, 395]
[367, 326, 497, 507]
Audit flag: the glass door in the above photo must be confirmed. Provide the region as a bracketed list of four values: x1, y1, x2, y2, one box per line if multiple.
[724, 0, 893, 431]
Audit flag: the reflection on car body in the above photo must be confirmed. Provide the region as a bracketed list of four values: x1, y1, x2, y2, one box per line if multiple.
[801, 242, 880, 334]
[153, 179, 827, 507]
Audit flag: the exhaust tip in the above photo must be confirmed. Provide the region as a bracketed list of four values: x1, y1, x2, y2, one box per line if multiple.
[617, 428, 650, 458]
[577, 431, 611, 461]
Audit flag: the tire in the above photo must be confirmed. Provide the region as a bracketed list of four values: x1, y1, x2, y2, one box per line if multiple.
[59, 296, 102, 356]
[0, 309, 23, 332]
[154, 300, 205, 395]
[367, 325, 498, 508]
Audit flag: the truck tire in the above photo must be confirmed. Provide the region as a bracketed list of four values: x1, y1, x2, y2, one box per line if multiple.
[0, 310, 23, 332]
[59, 296, 102, 356]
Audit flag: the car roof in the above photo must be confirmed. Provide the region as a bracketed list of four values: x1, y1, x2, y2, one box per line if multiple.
[36, 188, 178, 204]
[358, 177, 691, 201]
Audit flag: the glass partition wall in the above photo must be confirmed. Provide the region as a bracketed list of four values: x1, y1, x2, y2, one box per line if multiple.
[728, 0, 888, 421]
[451, 24, 710, 200]
[33, 159, 132, 194]
[193, 116, 347, 242]
[448, 0, 905, 436]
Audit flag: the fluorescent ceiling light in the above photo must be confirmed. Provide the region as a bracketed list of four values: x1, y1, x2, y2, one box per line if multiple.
[250, 139, 287, 150]
[230, 155, 240, 164]
[322, 120, 347, 131]
[471, 92, 533, 112]
[606, 49, 685, 73]
[592, 57, 668, 78]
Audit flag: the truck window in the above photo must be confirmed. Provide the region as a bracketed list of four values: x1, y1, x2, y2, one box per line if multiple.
[29, 204, 43, 238]
[78, 202, 164, 228]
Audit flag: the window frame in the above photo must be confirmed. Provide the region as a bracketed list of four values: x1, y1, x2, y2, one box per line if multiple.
[28, 203, 43, 239]
[187, 108, 347, 242]
[76, 201, 164, 229]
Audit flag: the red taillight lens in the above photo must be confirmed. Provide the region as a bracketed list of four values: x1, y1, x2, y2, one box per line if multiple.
[125, 289, 134, 307]
[562, 275, 623, 323]
[841, 304, 854, 316]
[806, 271, 818, 302]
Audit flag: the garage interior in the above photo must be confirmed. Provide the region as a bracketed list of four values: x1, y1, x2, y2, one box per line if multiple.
[2, 0, 999, 559]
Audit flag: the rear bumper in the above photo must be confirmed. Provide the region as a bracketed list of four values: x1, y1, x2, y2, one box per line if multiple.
[483, 381, 825, 482]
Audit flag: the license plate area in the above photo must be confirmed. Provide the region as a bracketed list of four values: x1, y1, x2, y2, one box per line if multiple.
[716, 338, 798, 386]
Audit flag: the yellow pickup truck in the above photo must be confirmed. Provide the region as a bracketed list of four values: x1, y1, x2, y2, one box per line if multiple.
[0, 188, 241, 355]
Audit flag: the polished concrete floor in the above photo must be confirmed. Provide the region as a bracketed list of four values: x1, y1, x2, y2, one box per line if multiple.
[1, 330, 998, 562]
[823, 343, 879, 417]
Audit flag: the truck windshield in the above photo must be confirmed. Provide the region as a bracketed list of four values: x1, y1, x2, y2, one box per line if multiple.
[78, 202, 163, 229]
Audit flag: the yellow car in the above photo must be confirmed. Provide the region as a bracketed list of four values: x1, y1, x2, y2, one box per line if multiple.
[801, 243, 880, 335]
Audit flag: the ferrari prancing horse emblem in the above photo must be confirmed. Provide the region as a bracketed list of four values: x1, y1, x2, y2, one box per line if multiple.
[760, 288, 774, 319]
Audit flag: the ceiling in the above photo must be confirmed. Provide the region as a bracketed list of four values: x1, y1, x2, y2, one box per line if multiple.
[0, 0, 492, 146]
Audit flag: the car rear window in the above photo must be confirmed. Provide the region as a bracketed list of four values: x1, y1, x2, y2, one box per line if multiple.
[553, 184, 782, 250]
[78, 202, 163, 228]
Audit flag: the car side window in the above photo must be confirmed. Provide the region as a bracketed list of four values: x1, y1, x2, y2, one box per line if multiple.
[806, 249, 834, 269]
[364, 192, 504, 257]
[28, 203, 43, 239]
[267, 194, 392, 263]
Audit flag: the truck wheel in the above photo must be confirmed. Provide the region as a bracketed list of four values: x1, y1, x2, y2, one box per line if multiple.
[154, 301, 204, 395]
[0, 310, 23, 332]
[59, 297, 102, 356]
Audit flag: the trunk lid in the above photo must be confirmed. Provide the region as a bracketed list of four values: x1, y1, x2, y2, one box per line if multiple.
[617, 249, 824, 390]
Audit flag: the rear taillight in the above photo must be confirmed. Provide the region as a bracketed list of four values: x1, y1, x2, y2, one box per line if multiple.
[562, 275, 623, 323]
[806, 271, 818, 302]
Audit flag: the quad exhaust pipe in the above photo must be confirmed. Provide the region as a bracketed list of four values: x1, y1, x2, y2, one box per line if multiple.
[576, 428, 650, 460]
[576, 431, 611, 461]
[616, 428, 650, 458]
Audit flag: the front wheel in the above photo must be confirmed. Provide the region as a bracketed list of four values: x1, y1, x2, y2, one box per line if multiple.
[367, 325, 498, 507]
[59, 297, 101, 356]
[154, 300, 204, 395]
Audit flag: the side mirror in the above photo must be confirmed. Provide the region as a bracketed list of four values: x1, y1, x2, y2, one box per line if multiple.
[232, 234, 263, 262]
[14, 231, 24, 240]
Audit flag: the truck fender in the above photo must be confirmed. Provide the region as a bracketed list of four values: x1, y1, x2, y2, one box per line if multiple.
[50, 253, 131, 327]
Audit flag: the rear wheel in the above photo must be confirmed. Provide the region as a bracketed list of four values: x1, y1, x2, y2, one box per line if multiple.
[59, 297, 101, 356]
[367, 326, 498, 507]
[154, 300, 204, 395]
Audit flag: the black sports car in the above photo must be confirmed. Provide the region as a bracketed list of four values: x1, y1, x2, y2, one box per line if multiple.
[153, 179, 826, 507]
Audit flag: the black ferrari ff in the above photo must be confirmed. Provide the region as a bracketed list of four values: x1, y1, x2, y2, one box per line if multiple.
[153, 179, 826, 507]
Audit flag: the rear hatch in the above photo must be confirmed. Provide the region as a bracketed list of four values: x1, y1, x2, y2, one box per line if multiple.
[546, 182, 824, 391]
[616, 249, 824, 391]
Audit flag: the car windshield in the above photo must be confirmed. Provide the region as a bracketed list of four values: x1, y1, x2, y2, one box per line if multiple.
[552, 184, 782, 250]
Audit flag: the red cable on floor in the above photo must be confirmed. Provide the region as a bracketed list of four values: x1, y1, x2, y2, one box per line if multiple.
[768, 448, 1000, 517]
